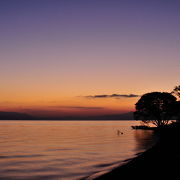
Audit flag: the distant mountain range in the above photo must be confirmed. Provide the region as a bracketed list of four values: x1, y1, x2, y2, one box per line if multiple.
[0, 111, 134, 120]
[0, 111, 34, 120]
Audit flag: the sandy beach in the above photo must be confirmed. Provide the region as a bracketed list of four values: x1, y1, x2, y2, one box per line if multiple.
[93, 123, 180, 180]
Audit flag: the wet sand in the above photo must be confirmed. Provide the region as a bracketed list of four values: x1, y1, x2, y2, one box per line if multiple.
[94, 123, 180, 180]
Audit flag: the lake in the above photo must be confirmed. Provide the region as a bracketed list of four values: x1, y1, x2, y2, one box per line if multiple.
[0, 121, 157, 180]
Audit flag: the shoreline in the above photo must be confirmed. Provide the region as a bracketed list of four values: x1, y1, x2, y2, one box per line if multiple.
[91, 124, 180, 180]
[84, 153, 144, 180]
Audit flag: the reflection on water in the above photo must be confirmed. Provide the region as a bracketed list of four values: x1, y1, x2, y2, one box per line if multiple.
[134, 130, 158, 151]
[0, 121, 156, 180]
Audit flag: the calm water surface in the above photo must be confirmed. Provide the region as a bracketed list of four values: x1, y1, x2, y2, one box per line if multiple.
[0, 121, 157, 180]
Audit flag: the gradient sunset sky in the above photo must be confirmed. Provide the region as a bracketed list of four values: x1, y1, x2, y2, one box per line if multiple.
[0, 0, 179, 117]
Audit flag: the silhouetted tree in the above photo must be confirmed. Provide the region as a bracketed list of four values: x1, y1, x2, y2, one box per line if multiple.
[174, 101, 180, 122]
[172, 85, 180, 121]
[134, 92, 177, 127]
[172, 85, 180, 99]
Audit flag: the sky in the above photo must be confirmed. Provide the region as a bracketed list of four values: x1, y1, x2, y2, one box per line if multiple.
[0, 0, 179, 117]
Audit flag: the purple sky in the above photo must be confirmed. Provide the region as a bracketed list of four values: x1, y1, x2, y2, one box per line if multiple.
[0, 0, 179, 115]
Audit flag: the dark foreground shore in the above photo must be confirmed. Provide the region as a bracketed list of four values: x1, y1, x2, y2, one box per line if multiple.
[93, 123, 180, 180]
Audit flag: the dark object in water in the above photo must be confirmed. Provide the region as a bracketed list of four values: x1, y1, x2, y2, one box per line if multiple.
[117, 130, 123, 135]
[131, 125, 156, 130]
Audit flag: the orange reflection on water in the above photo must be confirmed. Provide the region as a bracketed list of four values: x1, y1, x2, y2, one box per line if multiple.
[0, 121, 155, 180]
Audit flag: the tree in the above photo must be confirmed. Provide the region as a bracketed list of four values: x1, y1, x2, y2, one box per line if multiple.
[172, 85, 180, 121]
[172, 85, 180, 99]
[134, 92, 177, 127]
[174, 101, 180, 122]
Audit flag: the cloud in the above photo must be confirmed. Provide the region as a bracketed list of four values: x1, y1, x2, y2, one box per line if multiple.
[84, 93, 139, 99]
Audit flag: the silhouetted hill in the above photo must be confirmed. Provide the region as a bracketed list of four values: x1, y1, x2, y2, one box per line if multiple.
[0, 111, 134, 120]
[0, 111, 34, 120]
[41, 112, 134, 120]
[93, 112, 134, 120]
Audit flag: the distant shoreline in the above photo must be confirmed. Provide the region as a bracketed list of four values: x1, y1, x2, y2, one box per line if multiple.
[0, 111, 134, 120]
[0, 119, 135, 121]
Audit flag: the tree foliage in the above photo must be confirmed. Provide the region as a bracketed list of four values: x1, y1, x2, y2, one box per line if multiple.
[172, 85, 180, 99]
[172, 85, 180, 121]
[134, 92, 177, 127]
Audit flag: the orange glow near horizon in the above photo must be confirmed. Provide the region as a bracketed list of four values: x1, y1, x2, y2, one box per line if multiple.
[0, 81, 177, 117]
[0, 94, 138, 117]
